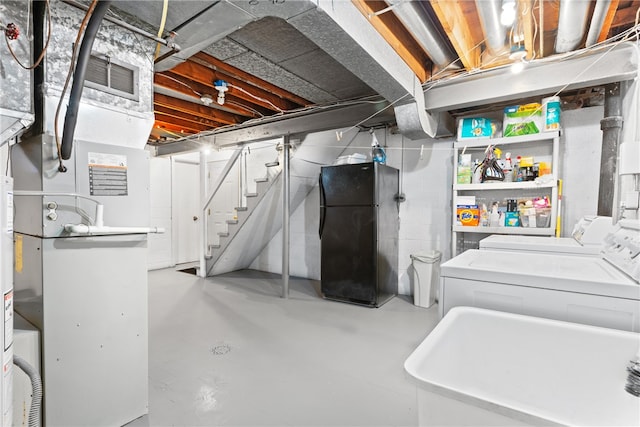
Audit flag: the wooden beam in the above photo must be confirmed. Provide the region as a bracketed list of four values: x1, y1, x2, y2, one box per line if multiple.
[152, 121, 197, 135]
[521, 0, 535, 60]
[154, 92, 245, 126]
[169, 60, 300, 112]
[154, 73, 266, 118]
[597, 0, 620, 42]
[611, 2, 638, 28]
[190, 52, 311, 107]
[153, 105, 228, 129]
[429, 0, 481, 70]
[153, 113, 210, 133]
[351, 0, 430, 82]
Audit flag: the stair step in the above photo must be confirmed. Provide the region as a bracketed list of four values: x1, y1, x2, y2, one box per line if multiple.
[265, 161, 279, 167]
[235, 206, 248, 212]
[217, 231, 229, 237]
[254, 177, 268, 183]
[245, 192, 258, 198]
[226, 219, 238, 225]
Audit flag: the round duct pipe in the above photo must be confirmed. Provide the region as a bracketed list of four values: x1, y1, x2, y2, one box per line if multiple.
[586, 0, 612, 47]
[392, 2, 459, 69]
[555, 0, 591, 53]
[475, 0, 507, 55]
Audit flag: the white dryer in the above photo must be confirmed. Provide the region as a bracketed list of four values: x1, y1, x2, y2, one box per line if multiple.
[479, 216, 614, 256]
[440, 219, 640, 332]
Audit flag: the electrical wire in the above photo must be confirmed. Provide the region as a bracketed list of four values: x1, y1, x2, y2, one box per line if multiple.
[153, 0, 169, 60]
[53, 0, 99, 172]
[3, 0, 51, 70]
[227, 83, 288, 113]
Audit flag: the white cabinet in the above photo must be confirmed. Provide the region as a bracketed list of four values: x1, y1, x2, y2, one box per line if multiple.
[452, 131, 560, 254]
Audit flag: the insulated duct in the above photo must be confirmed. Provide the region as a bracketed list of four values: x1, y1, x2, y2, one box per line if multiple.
[474, 0, 507, 54]
[391, 1, 458, 69]
[60, 0, 112, 160]
[555, 0, 591, 53]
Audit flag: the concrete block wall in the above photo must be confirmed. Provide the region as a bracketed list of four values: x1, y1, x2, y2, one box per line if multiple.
[250, 106, 605, 296]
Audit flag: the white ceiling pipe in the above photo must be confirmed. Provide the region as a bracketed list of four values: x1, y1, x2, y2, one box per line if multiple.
[475, 0, 507, 54]
[555, 0, 592, 53]
[392, 1, 459, 68]
[585, 0, 612, 47]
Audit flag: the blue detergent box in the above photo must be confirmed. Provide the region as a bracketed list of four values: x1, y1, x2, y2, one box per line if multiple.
[505, 211, 520, 227]
[458, 118, 494, 139]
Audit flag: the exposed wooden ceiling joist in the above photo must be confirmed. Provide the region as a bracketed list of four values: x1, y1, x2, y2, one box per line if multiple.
[351, 0, 431, 83]
[429, 0, 482, 70]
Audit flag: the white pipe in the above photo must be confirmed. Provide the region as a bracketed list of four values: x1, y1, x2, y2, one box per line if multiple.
[555, 0, 591, 53]
[585, 0, 612, 47]
[64, 224, 165, 234]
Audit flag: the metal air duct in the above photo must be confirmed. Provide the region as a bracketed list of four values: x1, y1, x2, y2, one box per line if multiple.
[555, 0, 591, 53]
[475, 0, 507, 54]
[586, 0, 611, 47]
[391, 1, 458, 69]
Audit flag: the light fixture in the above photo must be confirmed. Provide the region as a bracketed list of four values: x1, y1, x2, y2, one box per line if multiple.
[500, 0, 516, 26]
[510, 61, 525, 74]
[509, 44, 527, 61]
[200, 94, 213, 106]
[213, 79, 228, 105]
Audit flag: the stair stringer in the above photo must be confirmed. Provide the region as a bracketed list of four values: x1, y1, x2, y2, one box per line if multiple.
[206, 173, 317, 276]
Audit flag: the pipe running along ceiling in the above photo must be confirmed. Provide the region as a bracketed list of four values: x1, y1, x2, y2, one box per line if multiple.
[100, 0, 639, 148]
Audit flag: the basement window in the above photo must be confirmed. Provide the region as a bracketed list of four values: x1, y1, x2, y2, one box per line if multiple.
[85, 53, 139, 101]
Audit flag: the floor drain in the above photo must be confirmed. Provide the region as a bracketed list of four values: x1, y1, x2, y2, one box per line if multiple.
[211, 344, 230, 355]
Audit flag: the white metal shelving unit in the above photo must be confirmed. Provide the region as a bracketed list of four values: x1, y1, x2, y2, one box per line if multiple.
[452, 131, 561, 255]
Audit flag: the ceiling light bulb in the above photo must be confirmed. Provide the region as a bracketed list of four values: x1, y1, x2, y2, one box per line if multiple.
[501, 1, 516, 26]
[510, 61, 525, 74]
[213, 79, 228, 106]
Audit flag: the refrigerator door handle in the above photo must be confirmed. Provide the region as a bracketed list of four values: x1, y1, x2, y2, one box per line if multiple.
[319, 173, 326, 238]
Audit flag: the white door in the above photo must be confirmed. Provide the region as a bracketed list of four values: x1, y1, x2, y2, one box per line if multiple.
[174, 161, 200, 264]
[207, 160, 239, 246]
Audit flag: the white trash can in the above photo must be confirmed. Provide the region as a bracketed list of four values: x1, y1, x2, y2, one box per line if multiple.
[410, 250, 442, 308]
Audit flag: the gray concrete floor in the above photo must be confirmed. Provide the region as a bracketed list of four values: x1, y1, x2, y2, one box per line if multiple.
[127, 268, 440, 426]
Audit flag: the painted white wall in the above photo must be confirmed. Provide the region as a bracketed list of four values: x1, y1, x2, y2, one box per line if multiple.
[148, 105, 610, 294]
[250, 128, 455, 296]
[248, 106, 606, 296]
[147, 156, 173, 270]
[559, 106, 604, 234]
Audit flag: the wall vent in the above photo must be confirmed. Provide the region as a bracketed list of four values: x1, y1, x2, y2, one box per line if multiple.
[85, 53, 139, 101]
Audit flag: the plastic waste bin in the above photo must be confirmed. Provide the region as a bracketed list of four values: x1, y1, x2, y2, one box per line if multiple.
[410, 250, 442, 308]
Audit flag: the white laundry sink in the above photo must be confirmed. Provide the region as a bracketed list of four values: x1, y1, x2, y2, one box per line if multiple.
[404, 307, 640, 426]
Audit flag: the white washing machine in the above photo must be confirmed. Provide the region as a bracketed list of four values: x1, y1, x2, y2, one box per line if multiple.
[440, 219, 640, 332]
[479, 216, 615, 256]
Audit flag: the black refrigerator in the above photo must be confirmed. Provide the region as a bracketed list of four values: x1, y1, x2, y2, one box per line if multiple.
[319, 162, 399, 307]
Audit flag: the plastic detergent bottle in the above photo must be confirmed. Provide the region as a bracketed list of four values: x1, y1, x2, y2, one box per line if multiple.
[371, 134, 386, 164]
[489, 203, 500, 227]
[503, 152, 513, 182]
[480, 204, 489, 227]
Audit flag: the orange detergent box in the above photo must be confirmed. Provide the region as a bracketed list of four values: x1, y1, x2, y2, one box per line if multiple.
[457, 205, 480, 226]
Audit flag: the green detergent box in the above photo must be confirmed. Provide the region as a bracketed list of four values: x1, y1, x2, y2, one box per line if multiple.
[503, 103, 543, 137]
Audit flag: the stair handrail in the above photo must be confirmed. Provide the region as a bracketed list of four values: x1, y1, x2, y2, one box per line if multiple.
[200, 146, 243, 275]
